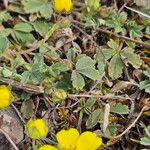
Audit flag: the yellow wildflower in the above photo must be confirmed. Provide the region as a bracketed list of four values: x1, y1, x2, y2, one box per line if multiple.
[26, 119, 49, 139]
[37, 128, 103, 150]
[56, 128, 79, 150]
[0, 85, 11, 109]
[76, 131, 103, 150]
[38, 145, 58, 150]
[53, 0, 73, 13]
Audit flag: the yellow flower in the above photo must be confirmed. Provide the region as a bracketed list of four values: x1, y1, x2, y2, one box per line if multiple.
[53, 0, 73, 13]
[0, 85, 11, 109]
[36, 128, 103, 150]
[56, 128, 79, 150]
[38, 145, 58, 150]
[76, 131, 103, 150]
[26, 119, 49, 139]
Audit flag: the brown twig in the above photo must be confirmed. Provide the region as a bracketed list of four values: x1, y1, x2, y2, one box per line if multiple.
[72, 20, 150, 49]
[13, 44, 39, 55]
[118, 0, 131, 13]
[97, 28, 150, 49]
[71, 23, 92, 40]
[0, 78, 44, 94]
[11, 104, 25, 124]
[68, 93, 130, 100]
[113, 106, 146, 139]
[0, 128, 19, 150]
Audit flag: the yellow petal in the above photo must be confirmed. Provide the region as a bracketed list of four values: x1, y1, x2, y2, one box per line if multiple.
[76, 131, 103, 150]
[0, 85, 11, 109]
[53, 0, 73, 13]
[56, 128, 79, 150]
[26, 119, 49, 139]
[38, 145, 58, 150]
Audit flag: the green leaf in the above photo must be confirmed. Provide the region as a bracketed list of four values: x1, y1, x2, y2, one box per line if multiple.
[49, 63, 69, 77]
[84, 98, 96, 110]
[66, 48, 77, 62]
[76, 56, 99, 80]
[110, 103, 129, 114]
[0, 36, 9, 54]
[76, 56, 96, 70]
[14, 23, 33, 33]
[119, 12, 128, 23]
[21, 71, 31, 83]
[144, 69, 150, 78]
[121, 47, 142, 68]
[71, 71, 85, 90]
[126, 21, 143, 38]
[96, 48, 116, 61]
[104, 124, 118, 137]
[86, 109, 102, 129]
[1, 67, 12, 77]
[145, 26, 150, 35]
[39, 43, 60, 60]
[139, 80, 150, 93]
[22, 0, 44, 13]
[0, 28, 11, 37]
[1, 67, 22, 79]
[32, 20, 52, 36]
[56, 73, 72, 91]
[78, 68, 99, 80]
[106, 12, 127, 34]
[22, 0, 53, 18]
[108, 53, 123, 80]
[140, 137, 150, 146]
[0, 11, 12, 23]
[145, 126, 150, 137]
[107, 39, 119, 51]
[11, 31, 35, 44]
[13, 57, 26, 69]
[40, 3, 53, 19]
[30, 70, 42, 84]
[95, 51, 106, 76]
[33, 53, 44, 68]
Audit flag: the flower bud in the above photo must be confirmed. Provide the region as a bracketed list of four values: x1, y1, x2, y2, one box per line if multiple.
[26, 119, 49, 139]
[88, 0, 100, 11]
[52, 89, 67, 103]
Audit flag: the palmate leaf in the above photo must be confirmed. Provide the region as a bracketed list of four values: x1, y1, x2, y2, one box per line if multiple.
[11, 22, 35, 44]
[76, 56, 99, 80]
[126, 21, 143, 38]
[22, 0, 53, 18]
[32, 20, 52, 37]
[121, 47, 142, 69]
[11, 31, 35, 44]
[106, 12, 127, 34]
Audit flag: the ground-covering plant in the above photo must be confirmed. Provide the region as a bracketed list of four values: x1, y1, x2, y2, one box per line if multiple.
[0, 0, 150, 149]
